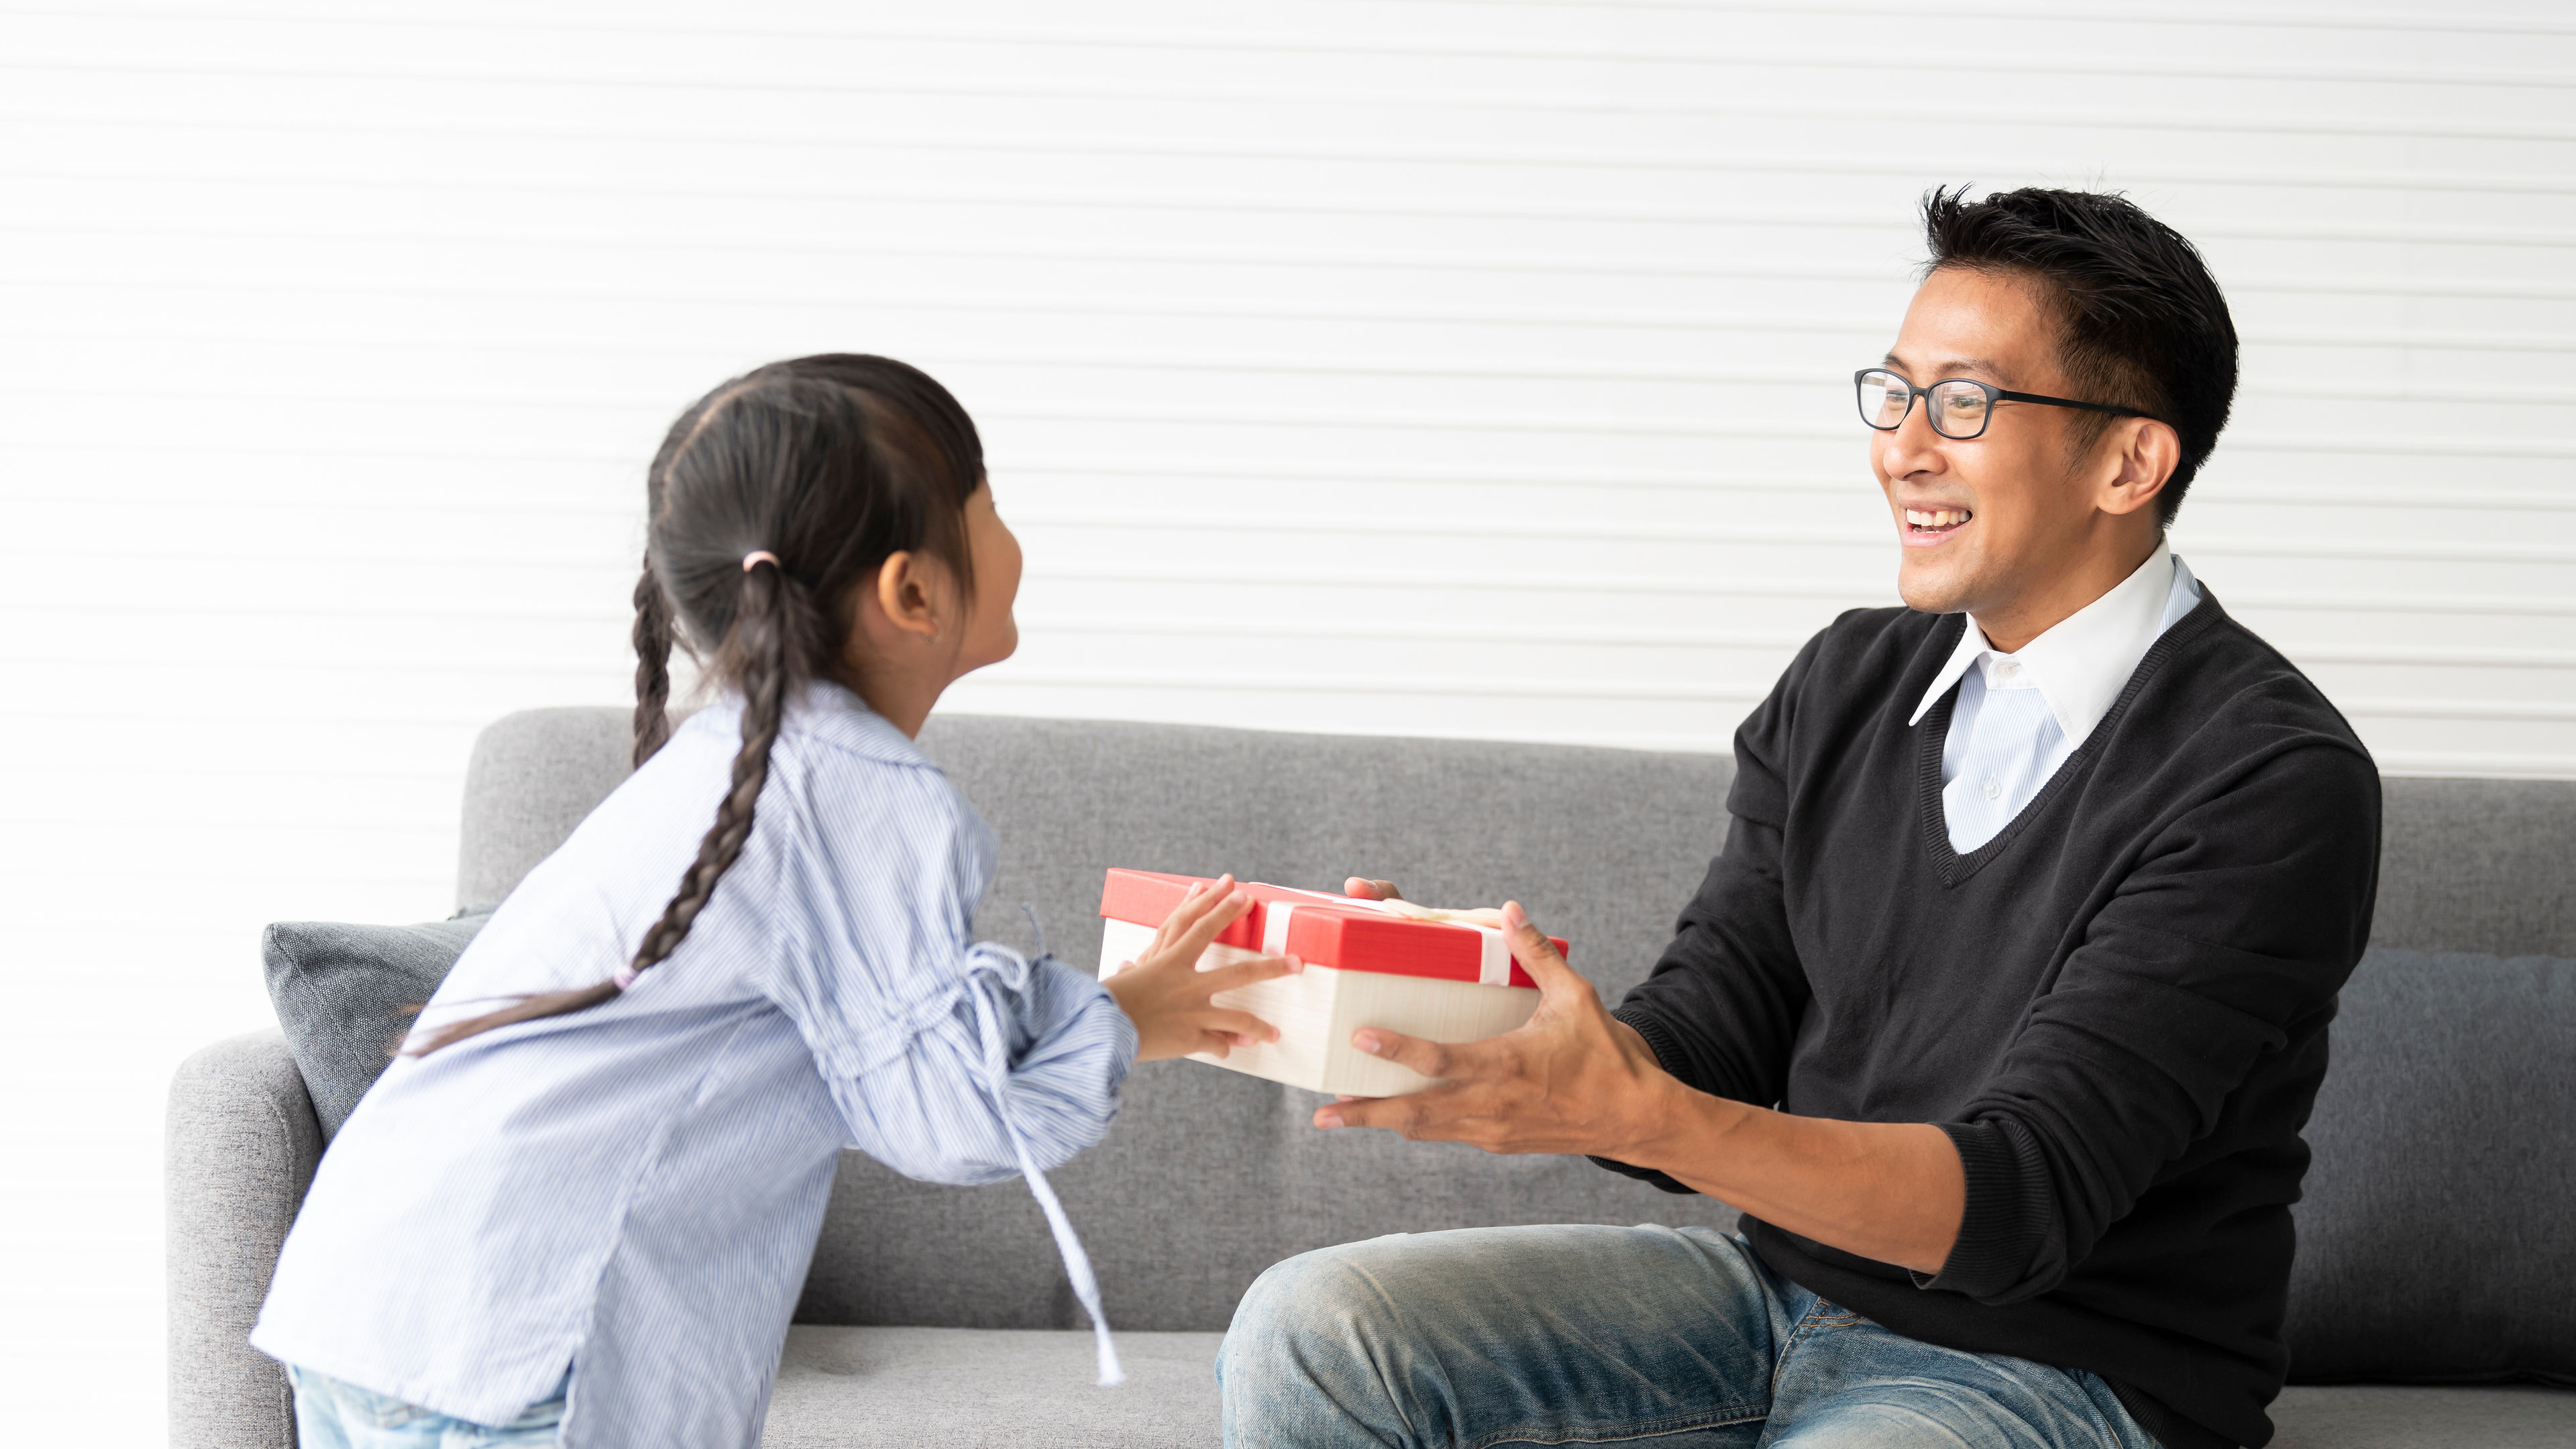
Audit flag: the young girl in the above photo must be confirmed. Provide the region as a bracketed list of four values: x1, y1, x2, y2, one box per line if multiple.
[251, 354, 1294, 1448]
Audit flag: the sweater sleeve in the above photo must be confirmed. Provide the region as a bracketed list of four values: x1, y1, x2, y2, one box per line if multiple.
[1590, 636, 1817, 1191]
[1924, 739, 2379, 1304]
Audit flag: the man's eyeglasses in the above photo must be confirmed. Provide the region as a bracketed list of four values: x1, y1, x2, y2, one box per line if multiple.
[1854, 368, 2153, 441]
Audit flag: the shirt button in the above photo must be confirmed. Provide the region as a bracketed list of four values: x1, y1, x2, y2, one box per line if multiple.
[1994, 661, 2020, 680]
[1982, 778, 2001, 800]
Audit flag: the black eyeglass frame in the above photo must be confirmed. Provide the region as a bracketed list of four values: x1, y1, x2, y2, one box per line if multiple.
[1854, 368, 2155, 441]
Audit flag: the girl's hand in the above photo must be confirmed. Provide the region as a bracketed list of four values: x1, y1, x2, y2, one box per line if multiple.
[1103, 874, 1301, 1063]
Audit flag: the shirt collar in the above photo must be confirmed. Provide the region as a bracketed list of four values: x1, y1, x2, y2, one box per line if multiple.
[1908, 541, 2192, 749]
[687, 678, 936, 769]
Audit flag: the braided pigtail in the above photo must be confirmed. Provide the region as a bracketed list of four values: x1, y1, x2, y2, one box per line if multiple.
[632, 553, 674, 767]
[408, 557, 814, 1055]
[620, 557, 810, 984]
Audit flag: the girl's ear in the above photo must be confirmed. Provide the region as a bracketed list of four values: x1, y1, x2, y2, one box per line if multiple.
[871, 550, 948, 643]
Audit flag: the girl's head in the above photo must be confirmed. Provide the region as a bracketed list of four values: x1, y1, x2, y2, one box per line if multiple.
[411, 354, 1015, 1054]
[633, 354, 1021, 758]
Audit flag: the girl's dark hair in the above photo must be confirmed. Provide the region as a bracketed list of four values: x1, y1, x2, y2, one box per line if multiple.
[1921, 184, 2238, 525]
[409, 354, 984, 1054]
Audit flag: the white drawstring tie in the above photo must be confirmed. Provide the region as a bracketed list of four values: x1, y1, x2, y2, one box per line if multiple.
[964, 951, 1124, 1387]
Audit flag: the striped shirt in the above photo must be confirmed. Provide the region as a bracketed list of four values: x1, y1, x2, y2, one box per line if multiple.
[252, 682, 1138, 1447]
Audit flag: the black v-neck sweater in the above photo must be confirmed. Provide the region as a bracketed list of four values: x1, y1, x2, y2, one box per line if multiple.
[1598, 592, 2379, 1449]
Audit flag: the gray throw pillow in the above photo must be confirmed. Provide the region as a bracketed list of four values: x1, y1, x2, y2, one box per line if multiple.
[261, 907, 494, 1138]
[2284, 949, 2575, 1385]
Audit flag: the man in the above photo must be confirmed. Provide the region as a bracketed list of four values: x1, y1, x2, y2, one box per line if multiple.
[1216, 188, 2377, 1449]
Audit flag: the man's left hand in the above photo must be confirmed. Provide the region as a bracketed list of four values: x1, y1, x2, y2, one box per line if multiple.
[1314, 901, 1680, 1162]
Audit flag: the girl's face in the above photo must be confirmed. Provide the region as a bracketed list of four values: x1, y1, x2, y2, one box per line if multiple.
[950, 480, 1022, 674]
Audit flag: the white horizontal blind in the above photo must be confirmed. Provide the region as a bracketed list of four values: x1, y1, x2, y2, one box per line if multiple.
[1, 0, 2571, 1430]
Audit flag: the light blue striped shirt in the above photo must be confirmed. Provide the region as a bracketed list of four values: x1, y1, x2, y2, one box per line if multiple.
[252, 682, 1138, 1447]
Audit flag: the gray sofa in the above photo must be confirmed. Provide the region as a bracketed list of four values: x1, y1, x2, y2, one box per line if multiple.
[168, 708, 2576, 1448]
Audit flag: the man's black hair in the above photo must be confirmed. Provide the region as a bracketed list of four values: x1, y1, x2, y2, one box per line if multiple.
[1921, 185, 2237, 526]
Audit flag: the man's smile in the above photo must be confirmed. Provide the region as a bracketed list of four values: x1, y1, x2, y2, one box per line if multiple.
[1902, 506, 1974, 547]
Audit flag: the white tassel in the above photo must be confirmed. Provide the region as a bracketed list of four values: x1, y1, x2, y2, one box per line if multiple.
[1012, 1134, 1126, 1387]
[967, 959, 1124, 1387]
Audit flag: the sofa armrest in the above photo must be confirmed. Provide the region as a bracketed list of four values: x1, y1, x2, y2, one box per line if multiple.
[167, 1028, 322, 1448]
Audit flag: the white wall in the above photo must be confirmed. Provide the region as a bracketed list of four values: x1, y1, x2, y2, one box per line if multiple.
[3, 0, 2571, 1429]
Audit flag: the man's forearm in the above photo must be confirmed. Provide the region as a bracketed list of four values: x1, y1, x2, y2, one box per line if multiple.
[1612, 1024, 1965, 1275]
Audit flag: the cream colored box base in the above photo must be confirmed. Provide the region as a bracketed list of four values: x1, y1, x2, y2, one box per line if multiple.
[1098, 918, 1541, 1096]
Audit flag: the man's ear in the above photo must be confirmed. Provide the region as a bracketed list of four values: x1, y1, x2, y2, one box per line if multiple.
[2096, 417, 2179, 520]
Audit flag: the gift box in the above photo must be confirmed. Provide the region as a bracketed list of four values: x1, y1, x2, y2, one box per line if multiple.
[1095, 870, 1566, 1096]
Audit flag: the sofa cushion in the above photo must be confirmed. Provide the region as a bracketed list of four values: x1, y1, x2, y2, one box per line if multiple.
[763, 1326, 1224, 1448]
[260, 910, 492, 1137]
[2286, 949, 2576, 1385]
[760, 1329, 2576, 1448]
[2269, 1384, 2576, 1448]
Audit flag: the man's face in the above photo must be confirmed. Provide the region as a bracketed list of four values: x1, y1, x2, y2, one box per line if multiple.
[1873, 267, 2102, 619]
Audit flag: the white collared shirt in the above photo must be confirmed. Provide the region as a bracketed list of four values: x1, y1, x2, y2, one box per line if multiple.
[1909, 541, 2204, 853]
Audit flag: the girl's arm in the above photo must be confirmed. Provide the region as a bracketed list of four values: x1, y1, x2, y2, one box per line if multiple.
[812, 878, 1294, 1186]
[831, 945, 1136, 1185]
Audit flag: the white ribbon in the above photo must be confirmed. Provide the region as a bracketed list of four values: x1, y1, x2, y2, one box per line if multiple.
[963, 955, 1123, 1387]
[1258, 889, 1513, 987]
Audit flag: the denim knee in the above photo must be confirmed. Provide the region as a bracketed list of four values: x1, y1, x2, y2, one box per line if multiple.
[1220, 1239, 1411, 1385]
[1230, 1241, 1384, 1343]
[1218, 1239, 1421, 1449]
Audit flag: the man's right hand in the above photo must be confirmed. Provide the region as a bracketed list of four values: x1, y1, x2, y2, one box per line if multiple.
[1338, 873, 1661, 1089]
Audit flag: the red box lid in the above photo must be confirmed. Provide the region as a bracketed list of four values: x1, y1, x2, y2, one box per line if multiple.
[1097, 869, 1560, 990]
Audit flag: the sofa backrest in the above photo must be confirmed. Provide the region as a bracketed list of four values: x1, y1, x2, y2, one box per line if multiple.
[2374, 777, 2576, 957]
[458, 706, 649, 911]
[454, 708, 2576, 1343]
[460, 708, 1750, 1333]
[459, 710, 2576, 959]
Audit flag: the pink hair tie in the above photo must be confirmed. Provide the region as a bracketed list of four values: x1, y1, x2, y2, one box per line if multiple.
[742, 549, 780, 572]
[612, 964, 640, 991]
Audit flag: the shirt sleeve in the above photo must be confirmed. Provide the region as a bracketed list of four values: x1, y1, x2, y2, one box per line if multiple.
[760, 760, 1138, 1186]
[1591, 633, 1819, 1191]
[1923, 739, 2379, 1304]
[828, 945, 1138, 1187]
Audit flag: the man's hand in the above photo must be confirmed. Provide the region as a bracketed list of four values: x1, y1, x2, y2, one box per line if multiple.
[1327, 881, 1965, 1274]
[1104, 874, 1301, 1063]
[1313, 900, 1680, 1161]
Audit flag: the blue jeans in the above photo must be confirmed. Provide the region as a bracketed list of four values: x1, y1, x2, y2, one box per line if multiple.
[1216, 1225, 2158, 1448]
[286, 1364, 567, 1448]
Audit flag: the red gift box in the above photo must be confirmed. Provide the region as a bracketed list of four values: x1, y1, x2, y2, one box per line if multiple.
[1097, 871, 1562, 988]
[1095, 870, 1568, 1095]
